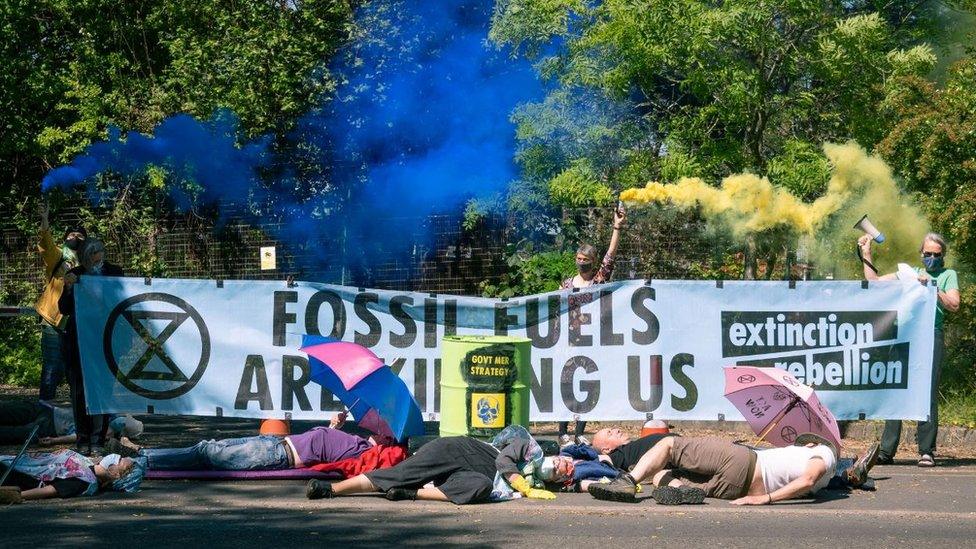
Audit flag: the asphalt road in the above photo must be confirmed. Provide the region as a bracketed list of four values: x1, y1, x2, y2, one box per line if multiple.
[2, 462, 975, 548]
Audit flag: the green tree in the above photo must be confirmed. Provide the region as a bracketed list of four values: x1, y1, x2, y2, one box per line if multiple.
[877, 58, 976, 405]
[490, 0, 955, 279]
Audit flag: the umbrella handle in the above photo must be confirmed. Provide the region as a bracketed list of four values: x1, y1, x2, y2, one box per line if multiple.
[753, 398, 799, 446]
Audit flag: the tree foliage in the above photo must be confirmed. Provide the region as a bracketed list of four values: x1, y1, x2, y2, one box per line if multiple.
[492, 0, 941, 191]
[877, 58, 976, 394]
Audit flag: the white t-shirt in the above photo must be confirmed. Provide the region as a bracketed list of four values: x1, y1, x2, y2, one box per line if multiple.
[756, 444, 836, 495]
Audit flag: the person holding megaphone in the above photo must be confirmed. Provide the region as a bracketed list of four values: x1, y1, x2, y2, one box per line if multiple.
[858, 232, 961, 467]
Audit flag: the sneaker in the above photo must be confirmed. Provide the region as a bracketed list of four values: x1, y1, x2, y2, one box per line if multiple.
[847, 443, 881, 486]
[575, 435, 590, 446]
[306, 479, 334, 500]
[918, 454, 935, 467]
[385, 488, 417, 501]
[875, 454, 894, 466]
[587, 473, 639, 503]
[558, 434, 573, 448]
[651, 485, 706, 505]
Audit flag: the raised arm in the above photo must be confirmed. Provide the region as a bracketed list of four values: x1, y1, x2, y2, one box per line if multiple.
[857, 235, 896, 281]
[605, 207, 626, 259]
[37, 201, 61, 272]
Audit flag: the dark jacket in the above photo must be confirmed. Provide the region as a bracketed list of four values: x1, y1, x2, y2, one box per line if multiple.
[57, 263, 124, 320]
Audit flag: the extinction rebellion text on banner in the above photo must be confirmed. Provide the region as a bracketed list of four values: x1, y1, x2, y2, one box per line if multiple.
[74, 278, 937, 422]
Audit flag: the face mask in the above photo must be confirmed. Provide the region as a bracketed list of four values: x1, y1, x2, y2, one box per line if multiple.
[89, 261, 104, 275]
[99, 454, 121, 469]
[922, 256, 944, 271]
[576, 261, 594, 274]
[64, 238, 81, 251]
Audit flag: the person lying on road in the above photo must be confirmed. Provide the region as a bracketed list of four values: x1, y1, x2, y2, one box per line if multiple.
[588, 433, 837, 505]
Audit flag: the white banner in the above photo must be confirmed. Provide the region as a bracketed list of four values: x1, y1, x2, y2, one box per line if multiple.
[75, 277, 936, 421]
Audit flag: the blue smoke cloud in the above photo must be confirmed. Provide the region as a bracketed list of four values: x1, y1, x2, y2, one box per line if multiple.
[41, 0, 541, 284]
[42, 112, 271, 209]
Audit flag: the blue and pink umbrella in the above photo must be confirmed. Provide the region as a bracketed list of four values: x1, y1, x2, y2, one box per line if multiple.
[301, 335, 424, 442]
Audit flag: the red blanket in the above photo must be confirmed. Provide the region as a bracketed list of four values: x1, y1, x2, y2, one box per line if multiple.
[307, 444, 407, 477]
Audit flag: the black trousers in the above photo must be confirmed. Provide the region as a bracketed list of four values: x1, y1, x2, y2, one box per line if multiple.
[61, 327, 107, 445]
[881, 329, 944, 458]
[365, 437, 497, 504]
[0, 401, 56, 444]
[0, 463, 41, 491]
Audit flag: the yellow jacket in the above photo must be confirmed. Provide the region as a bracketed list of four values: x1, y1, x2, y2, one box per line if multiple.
[34, 228, 73, 328]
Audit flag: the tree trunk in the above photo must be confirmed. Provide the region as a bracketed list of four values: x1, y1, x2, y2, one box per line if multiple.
[743, 237, 757, 280]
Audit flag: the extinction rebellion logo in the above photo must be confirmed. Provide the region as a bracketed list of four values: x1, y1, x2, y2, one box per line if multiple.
[721, 310, 908, 391]
[103, 292, 211, 399]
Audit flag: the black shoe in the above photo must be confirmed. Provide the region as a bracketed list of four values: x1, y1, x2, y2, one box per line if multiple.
[875, 454, 894, 466]
[385, 488, 417, 501]
[306, 479, 334, 500]
[587, 474, 639, 503]
[74, 440, 93, 457]
[651, 485, 706, 505]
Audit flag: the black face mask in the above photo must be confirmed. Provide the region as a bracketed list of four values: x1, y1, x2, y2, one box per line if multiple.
[64, 238, 81, 251]
[576, 260, 594, 274]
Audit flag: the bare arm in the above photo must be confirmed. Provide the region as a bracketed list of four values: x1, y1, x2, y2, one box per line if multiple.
[940, 288, 961, 313]
[38, 435, 78, 445]
[731, 458, 827, 505]
[857, 236, 896, 281]
[21, 485, 59, 501]
[605, 208, 626, 259]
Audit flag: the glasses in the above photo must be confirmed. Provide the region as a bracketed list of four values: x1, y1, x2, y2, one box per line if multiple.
[922, 252, 943, 258]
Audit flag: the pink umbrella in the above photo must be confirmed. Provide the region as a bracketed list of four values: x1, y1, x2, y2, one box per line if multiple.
[723, 366, 841, 454]
[302, 340, 385, 390]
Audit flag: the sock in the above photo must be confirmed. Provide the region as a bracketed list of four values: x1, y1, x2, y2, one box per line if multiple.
[658, 472, 677, 487]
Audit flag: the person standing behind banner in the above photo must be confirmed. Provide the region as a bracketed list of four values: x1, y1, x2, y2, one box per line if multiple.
[858, 232, 961, 467]
[58, 239, 124, 454]
[557, 205, 627, 446]
[34, 202, 87, 404]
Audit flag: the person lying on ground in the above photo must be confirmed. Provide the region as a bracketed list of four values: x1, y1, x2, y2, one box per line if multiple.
[591, 426, 877, 489]
[590, 427, 674, 471]
[0, 400, 142, 446]
[0, 450, 144, 503]
[542, 443, 621, 492]
[106, 412, 392, 471]
[305, 426, 565, 505]
[587, 433, 837, 505]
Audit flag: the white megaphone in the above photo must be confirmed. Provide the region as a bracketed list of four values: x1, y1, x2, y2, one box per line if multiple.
[854, 214, 885, 244]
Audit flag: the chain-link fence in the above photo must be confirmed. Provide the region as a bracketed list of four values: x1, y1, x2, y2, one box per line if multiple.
[1, 204, 714, 303]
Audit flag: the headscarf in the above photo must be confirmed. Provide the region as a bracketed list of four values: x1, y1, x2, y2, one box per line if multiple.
[98, 454, 147, 493]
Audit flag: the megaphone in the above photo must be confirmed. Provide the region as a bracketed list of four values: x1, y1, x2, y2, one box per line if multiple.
[854, 214, 885, 243]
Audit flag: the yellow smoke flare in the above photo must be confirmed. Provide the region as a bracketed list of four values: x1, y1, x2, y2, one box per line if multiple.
[620, 142, 929, 275]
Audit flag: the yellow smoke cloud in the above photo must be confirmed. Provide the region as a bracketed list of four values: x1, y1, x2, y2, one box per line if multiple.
[620, 142, 930, 275]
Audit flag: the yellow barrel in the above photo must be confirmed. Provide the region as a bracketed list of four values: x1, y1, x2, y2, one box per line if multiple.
[440, 335, 532, 439]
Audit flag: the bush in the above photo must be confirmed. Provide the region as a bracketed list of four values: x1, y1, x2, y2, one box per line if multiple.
[480, 249, 575, 297]
[0, 315, 41, 387]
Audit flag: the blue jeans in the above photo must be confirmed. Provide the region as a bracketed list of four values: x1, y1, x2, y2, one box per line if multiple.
[141, 435, 290, 471]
